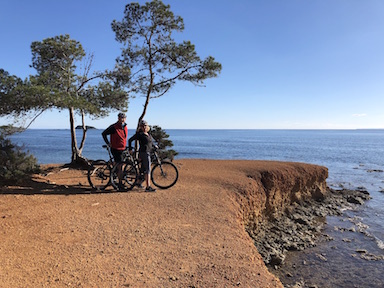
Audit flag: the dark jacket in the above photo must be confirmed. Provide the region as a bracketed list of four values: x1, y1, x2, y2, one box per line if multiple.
[128, 131, 153, 153]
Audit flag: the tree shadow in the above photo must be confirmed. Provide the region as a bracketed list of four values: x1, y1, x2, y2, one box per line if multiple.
[0, 178, 94, 195]
[0, 164, 111, 195]
[0, 164, 146, 196]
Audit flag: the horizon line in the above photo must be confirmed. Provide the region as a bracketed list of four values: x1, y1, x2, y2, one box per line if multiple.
[22, 127, 384, 131]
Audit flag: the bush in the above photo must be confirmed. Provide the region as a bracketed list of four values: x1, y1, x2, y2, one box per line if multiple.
[0, 127, 40, 185]
[150, 125, 178, 161]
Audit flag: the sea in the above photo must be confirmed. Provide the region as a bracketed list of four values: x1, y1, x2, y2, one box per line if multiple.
[9, 129, 384, 287]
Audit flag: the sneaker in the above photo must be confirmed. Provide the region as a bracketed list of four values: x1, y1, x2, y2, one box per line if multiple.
[145, 186, 156, 192]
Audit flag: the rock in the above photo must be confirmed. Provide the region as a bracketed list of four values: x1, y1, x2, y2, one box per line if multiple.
[367, 169, 383, 173]
[269, 251, 286, 266]
[250, 186, 371, 270]
[360, 253, 384, 261]
[76, 125, 96, 129]
[347, 196, 364, 205]
[315, 253, 327, 261]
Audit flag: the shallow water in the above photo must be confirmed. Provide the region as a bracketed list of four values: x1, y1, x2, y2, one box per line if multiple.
[273, 210, 384, 287]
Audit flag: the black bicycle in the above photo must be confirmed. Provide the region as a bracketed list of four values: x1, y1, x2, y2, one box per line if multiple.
[87, 145, 117, 191]
[110, 147, 179, 190]
[110, 148, 138, 191]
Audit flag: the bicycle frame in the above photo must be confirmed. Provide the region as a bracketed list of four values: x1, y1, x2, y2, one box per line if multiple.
[128, 148, 161, 173]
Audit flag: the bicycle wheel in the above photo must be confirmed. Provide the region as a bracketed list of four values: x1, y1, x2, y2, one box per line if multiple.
[151, 161, 178, 189]
[111, 161, 138, 191]
[88, 160, 112, 191]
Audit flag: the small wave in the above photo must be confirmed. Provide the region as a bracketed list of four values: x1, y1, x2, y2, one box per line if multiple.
[375, 237, 384, 250]
[348, 217, 384, 250]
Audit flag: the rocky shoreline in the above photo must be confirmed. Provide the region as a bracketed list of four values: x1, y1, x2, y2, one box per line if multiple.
[247, 187, 372, 269]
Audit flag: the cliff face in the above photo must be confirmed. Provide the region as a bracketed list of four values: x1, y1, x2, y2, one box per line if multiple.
[208, 160, 331, 271]
[236, 162, 329, 233]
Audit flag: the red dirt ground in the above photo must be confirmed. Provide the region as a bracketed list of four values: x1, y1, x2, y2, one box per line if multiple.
[0, 159, 285, 287]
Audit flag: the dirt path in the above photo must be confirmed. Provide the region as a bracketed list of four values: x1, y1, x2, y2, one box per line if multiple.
[0, 159, 283, 287]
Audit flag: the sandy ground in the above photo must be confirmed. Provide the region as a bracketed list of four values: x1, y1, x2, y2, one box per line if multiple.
[0, 159, 283, 287]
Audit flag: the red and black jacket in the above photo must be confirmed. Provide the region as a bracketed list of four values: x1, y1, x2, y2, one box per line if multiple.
[102, 122, 127, 151]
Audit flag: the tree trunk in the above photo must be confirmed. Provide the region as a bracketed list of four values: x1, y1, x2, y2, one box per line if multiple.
[78, 110, 87, 154]
[69, 107, 79, 162]
[69, 108, 90, 167]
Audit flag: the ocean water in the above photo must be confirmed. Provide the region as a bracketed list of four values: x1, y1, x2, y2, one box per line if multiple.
[9, 129, 384, 287]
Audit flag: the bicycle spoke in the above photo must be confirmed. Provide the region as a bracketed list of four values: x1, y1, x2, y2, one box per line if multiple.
[151, 162, 178, 189]
[111, 161, 138, 191]
[87, 160, 111, 190]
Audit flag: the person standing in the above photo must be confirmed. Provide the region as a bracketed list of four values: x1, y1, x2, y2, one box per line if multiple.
[128, 119, 156, 192]
[102, 112, 128, 190]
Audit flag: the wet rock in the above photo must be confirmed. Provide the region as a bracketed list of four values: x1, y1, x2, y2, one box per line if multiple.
[359, 253, 384, 261]
[270, 252, 286, 266]
[315, 253, 327, 261]
[247, 187, 371, 268]
[347, 196, 364, 205]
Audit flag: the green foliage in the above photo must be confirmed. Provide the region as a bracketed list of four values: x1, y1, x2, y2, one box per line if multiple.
[150, 125, 178, 161]
[29, 34, 129, 116]
[0, 69, 26, 117]
[0, 127, 40, 185]
[111, 0, 222, 125]
[1, 34, 132, 162]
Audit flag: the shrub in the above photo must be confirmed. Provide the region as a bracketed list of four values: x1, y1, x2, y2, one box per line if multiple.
[150, 125, 178, 161]
[0, 126, 40, 185]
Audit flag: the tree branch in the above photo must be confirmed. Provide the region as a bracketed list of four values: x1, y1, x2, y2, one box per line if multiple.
[24, 109, 48, 130]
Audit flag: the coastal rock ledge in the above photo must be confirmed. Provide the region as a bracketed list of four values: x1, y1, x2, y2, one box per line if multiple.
[1, 159, 353, 287]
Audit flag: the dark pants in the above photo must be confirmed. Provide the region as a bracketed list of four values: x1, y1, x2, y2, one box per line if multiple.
[139, 152, 151, 174]
[111, 148, 124, 162]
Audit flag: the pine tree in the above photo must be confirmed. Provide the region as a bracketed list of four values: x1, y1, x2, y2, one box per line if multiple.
[150, 125, 178, 161]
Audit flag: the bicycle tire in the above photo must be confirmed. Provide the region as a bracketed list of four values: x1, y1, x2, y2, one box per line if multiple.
[110, 160, 138, 191]
[151, 161, 178, 189]
[88, 160, 112, 191]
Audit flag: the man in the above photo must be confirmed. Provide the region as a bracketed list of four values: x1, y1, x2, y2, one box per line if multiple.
[102, 112, 128, 190]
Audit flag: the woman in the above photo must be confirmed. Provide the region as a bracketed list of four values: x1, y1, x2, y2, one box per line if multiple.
[128, 120, 156, 192]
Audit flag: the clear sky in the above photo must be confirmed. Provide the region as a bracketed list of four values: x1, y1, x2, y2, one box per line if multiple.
[1, 0, 384, 129]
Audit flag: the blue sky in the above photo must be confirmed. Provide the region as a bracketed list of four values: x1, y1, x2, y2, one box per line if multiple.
[1, 0, 384, 129]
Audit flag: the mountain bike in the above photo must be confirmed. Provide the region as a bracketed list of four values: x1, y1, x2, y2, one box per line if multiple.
[110, 148, 138, 191]
[110, 146, 178, 190]
[87, 145, 117, 191]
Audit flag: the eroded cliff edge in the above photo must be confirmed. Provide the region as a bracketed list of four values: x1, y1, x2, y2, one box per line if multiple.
[181, 159, 331, 268]
[232, 161, 329, 266]
[219, 160, 369, 268]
